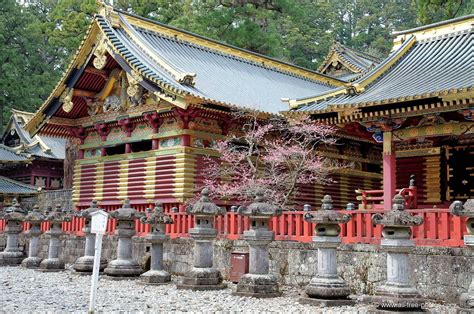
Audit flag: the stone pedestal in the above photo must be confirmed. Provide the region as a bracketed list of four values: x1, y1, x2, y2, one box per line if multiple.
[299, 196, 354, 306]
[73, 229, 107, 274]
[365, 238, 424, 310]
[73, 200, 108, 273]
[300, 237, 354, 306]
[104, 199, 144, 278]
[22, 225, 42, 268]
[450, 199, 474, 313]
[362, 194, 425, 311]
[235, 231, 280, 298]
[39, 226, 65, 271]
[0, 220, 25, 266]
[177, 224, 225, 290]
[38, 204, 71, 272]
[140, 237, 170, 284]
[234, 192, 282, 298]
[140, 202, 173, 285]
[177, 189, 226, 290]
[22, 205, 45, 268]
[0, 199, 27, 266]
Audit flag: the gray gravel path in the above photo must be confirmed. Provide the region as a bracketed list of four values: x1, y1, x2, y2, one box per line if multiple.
[0, 266, 456, 313]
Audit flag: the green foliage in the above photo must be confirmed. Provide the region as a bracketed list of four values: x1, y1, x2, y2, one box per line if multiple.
[415, 0, 473, 24]
[0, 0, 471, 131]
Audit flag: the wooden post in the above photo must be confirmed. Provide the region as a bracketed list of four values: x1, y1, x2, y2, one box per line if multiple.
[125, 143, 132, 154]
[383, 131, 396, 209]
[152, 139, 159, 150]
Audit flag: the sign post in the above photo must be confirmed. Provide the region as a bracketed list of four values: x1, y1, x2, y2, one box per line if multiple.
[88, 209, 108, 314]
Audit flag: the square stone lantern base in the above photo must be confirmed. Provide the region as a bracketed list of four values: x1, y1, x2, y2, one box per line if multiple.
[177, 267, 227, 291]
[233, 274, 281, 298]
[0, 252, 25, 266]
[21, 257, 42, 269]
[140, 270, 171, 285]
[37, 258, 66, 272]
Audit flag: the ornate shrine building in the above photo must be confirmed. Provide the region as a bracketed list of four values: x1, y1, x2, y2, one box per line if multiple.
[286, 14, 473, 209]
[23, 5, 383, 211]
[1, 109, 66, 191]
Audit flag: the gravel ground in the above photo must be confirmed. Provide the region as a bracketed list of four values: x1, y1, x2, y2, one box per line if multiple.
[0, 266, 457, 313]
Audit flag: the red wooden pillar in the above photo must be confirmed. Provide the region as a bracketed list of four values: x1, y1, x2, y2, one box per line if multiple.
[125, 143, 132, 153]
[100, 147, 106, 156]
[182, 134, 191, 147]
[383, 131, 396, 209]
[144, 112, 163, 151]
[152, 139, 159, 150]
[78, 149, 85, 159]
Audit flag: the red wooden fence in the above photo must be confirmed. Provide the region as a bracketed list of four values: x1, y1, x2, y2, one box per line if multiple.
[0, 208, 465, 247]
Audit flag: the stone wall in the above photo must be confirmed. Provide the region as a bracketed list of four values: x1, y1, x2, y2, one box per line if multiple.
[0, 233, 470, 303]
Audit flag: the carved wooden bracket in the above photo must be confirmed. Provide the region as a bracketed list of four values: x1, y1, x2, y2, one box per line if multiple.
[216, 113, 232, 135]
[173, 107, 200, 129]
[66, 126, 87, 144]
[117, 117, 136, 137]
[359, 117, 406, 143]
[143, 112, 163, 133]
[94, 123, 111, 141]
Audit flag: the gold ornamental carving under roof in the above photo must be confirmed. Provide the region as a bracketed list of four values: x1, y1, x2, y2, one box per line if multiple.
[93, 34, 109, 70]
[60, 88, 74, 113]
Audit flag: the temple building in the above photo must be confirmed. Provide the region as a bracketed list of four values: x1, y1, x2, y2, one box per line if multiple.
[1, 109, 66, 190]
[23, 5, 471, 212]
[23, 5, 383, 211]
[286, 14, 473, 208]
[0, 144, 38, 207]
[318, 42, 380, 82]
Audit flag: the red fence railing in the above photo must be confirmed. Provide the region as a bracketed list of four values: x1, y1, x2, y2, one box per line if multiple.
[0, 208, 465, 247]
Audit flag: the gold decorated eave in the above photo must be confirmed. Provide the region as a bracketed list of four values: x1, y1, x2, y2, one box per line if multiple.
[286, 96, 473, 125]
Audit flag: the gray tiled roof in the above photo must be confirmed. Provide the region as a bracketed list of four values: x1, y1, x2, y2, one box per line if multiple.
[0, 144, 30, 162]
[98, 13, 338, 113]
[2, 110, 65, 160]
[294, 29, 473, 113]
[0, 175, 38, 195]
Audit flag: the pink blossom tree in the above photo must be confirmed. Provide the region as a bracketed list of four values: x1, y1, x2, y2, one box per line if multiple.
[200, 114, 339, 209]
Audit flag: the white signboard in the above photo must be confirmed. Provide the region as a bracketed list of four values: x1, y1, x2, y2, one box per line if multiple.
[90, 210, 108, 234]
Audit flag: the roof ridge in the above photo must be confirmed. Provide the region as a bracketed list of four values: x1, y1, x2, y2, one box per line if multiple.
[393, 13, 474, 36]
[416, 28, 473, 43]
[334, 42, 381, 63]
[115, 9, 344, 87]
[135, 25, 332, 86]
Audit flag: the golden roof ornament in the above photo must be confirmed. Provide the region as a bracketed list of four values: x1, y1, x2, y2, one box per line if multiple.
[60, 88, 74, 113]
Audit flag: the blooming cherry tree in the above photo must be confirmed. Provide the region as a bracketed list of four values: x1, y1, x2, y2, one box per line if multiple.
[201, 114, 338, 209]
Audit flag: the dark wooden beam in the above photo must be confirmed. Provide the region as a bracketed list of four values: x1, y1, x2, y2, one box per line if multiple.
[84, 66, 108, 79]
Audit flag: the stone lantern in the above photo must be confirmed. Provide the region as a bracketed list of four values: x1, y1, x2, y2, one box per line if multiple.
[299, 195, 354, 306]
[21, 205, 45, 268]
[364, 194, 424, 310]
[177, 188, 226, 290]
[234, 191, 282, 298]
[73, 200, 108, 273]
[104, 199, 145, 278]
[140, 201, 174, 284]
[39, 203, 72, 271]
[450, 199, 474, 312]
[0, 198, 27, 266]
